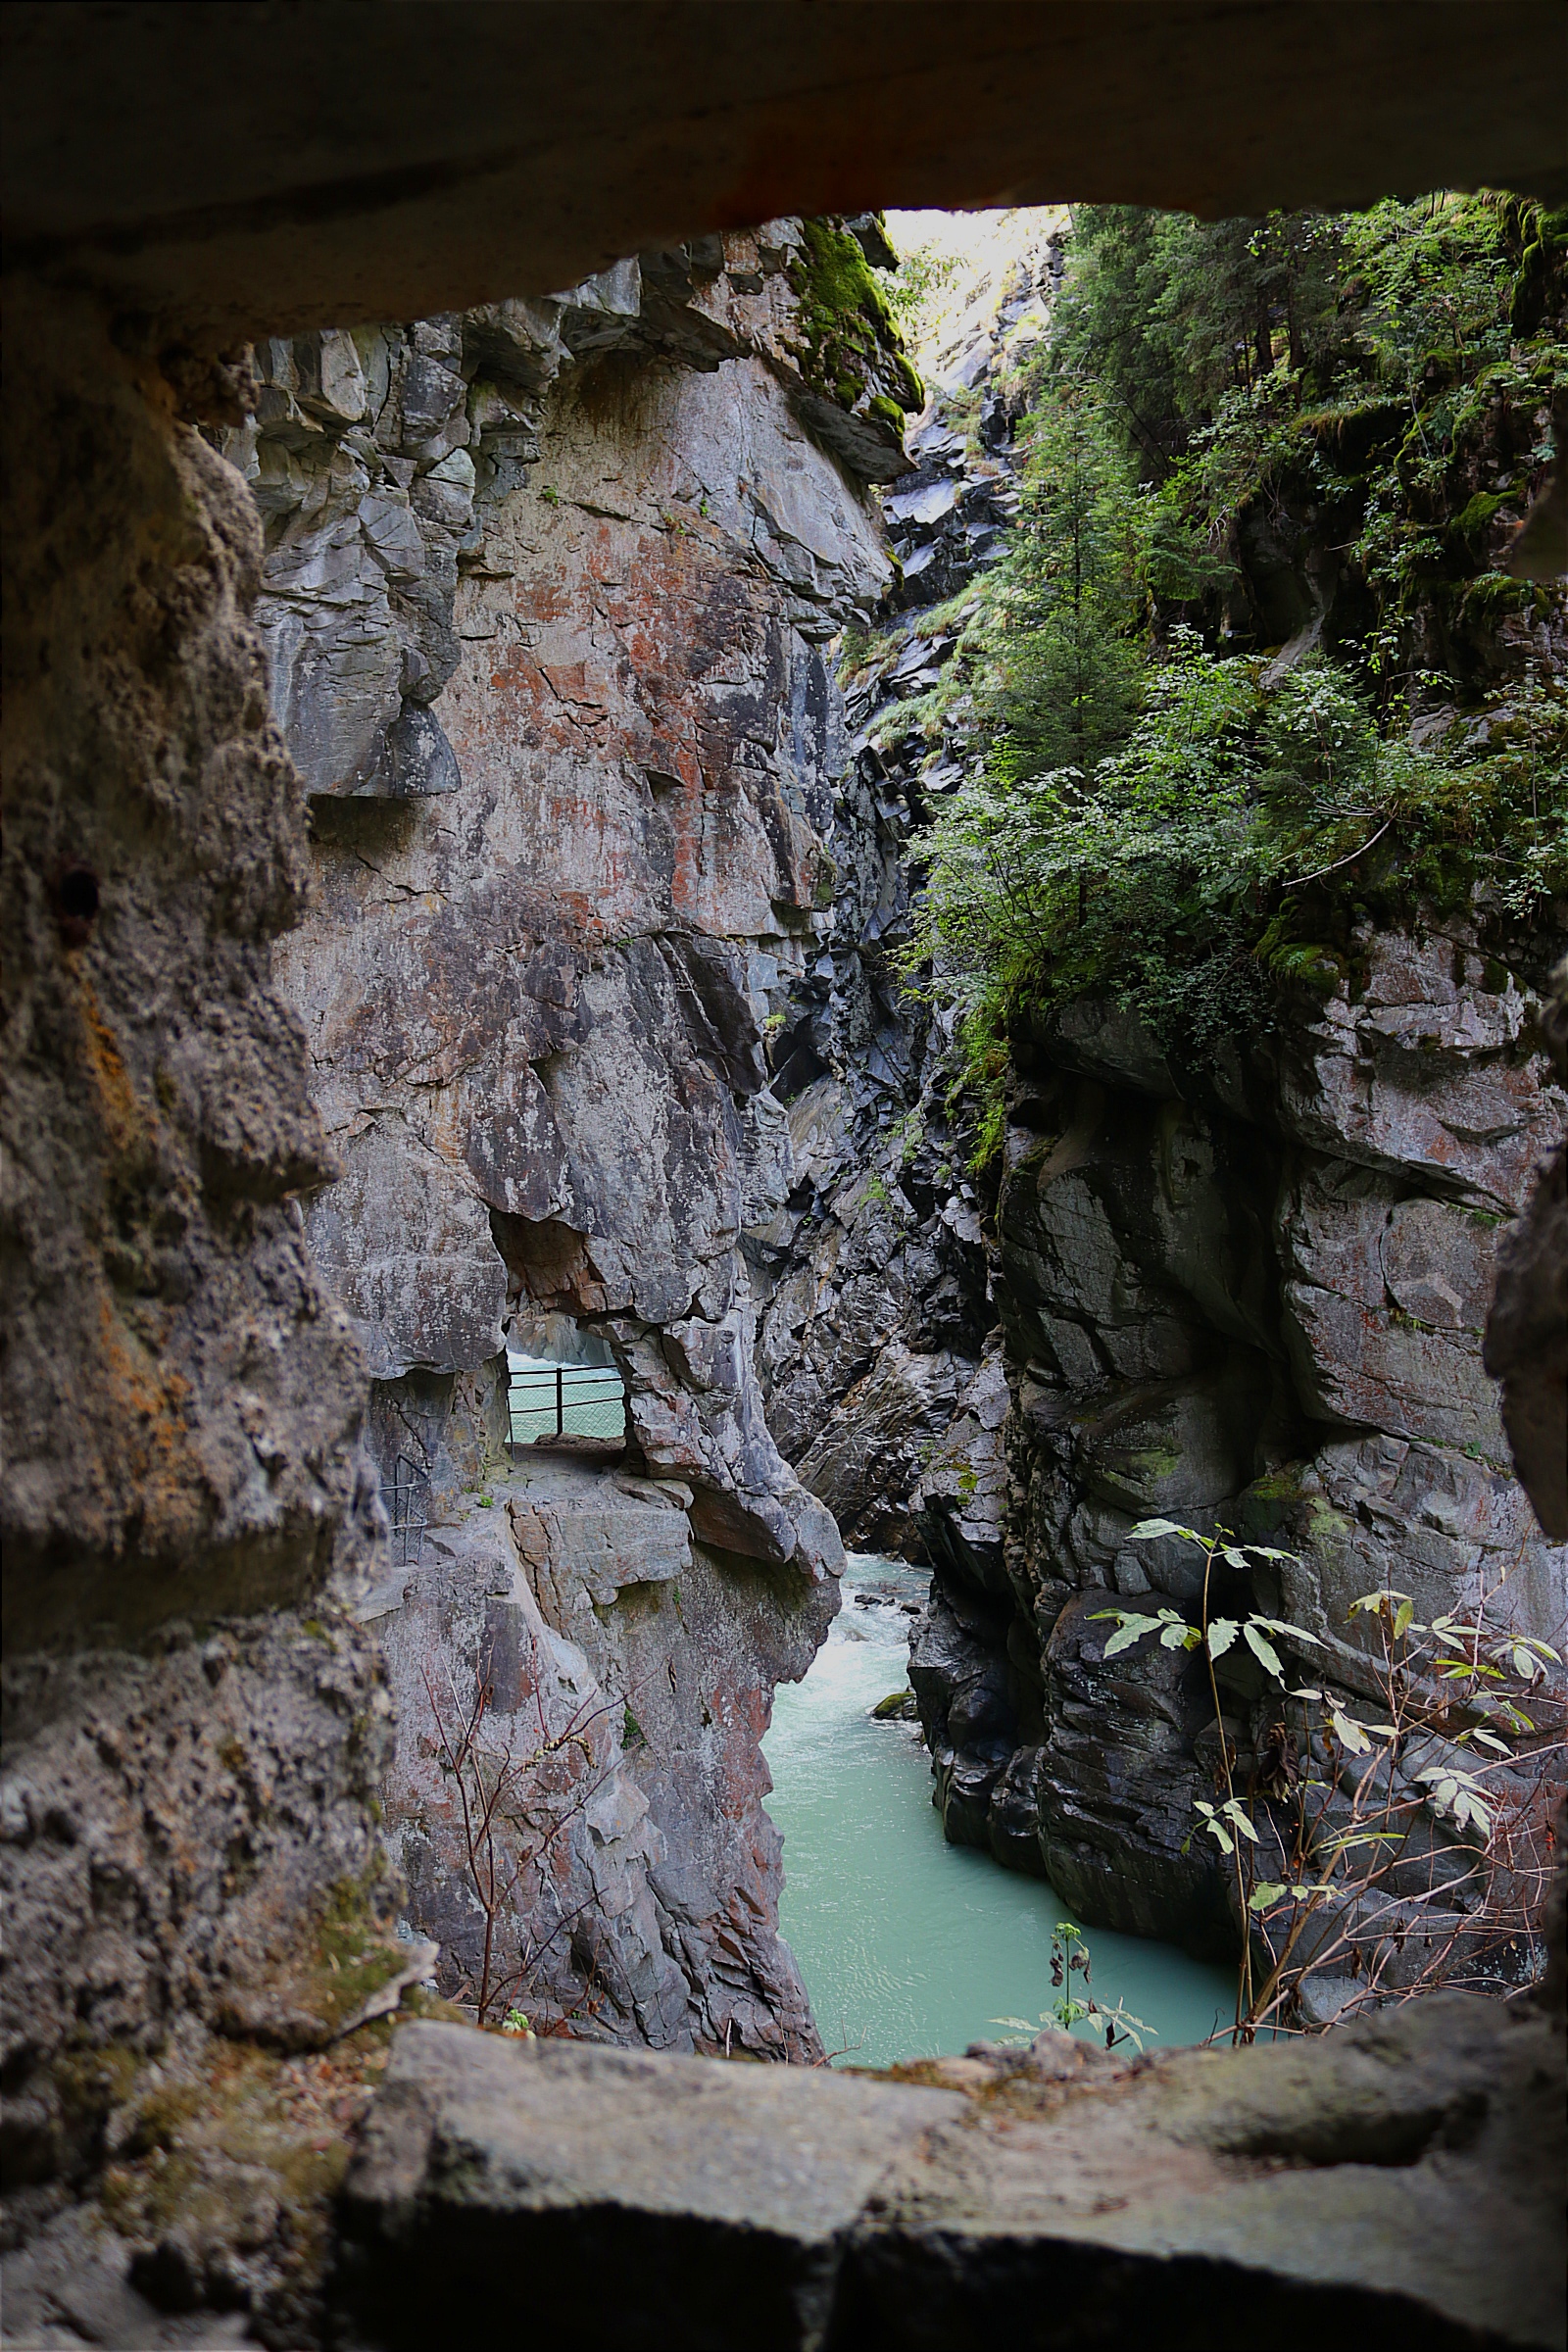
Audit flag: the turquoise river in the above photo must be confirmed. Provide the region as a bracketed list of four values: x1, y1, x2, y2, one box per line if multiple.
[762, 1555, 1237, 2069]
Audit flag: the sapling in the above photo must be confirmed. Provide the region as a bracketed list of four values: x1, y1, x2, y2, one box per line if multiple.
[1094, 1523, 1562, 2039]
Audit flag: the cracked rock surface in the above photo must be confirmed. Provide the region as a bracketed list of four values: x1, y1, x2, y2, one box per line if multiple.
[333, 1992, 1565, 2350]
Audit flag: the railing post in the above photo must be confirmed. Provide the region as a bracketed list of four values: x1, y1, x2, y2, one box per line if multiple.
[556, 1363, 564, 1437]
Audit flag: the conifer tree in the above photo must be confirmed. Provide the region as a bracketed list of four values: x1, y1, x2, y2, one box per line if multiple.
[985, 384, 1144, 782]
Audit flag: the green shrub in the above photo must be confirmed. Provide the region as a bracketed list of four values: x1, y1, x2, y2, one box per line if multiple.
[896, 191, 1566, 1079]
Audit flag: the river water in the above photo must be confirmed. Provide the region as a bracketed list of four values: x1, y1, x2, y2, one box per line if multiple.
[763, 1555, 1237, 2069]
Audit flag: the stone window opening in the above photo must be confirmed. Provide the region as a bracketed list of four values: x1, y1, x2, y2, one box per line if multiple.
[505, 1311, 628, 1453]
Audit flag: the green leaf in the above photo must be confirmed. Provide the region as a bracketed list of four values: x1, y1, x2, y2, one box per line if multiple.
[1205, 1618, 1239, 1659]
[1330, 1707, 1372, 1754]
[1159, 1621, 1200, 1649]
[1249, 1881, 1287, 1911]
[1222, 1799, 1259, 1842]
[1393, 1598, 1416, 1639]
[1128, 1518, 1188, 1540]
[1317, 1828, 1402, 1858]
[1102, 1616, 1160, 1657]
[1254, 1615, 1322, 1646]
[1243, 1622, 1284, 1679]
[1289, 1685, 1323, 1700]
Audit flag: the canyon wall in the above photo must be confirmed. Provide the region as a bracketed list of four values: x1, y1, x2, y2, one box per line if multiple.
[755, 215, 1567, 1981]
[0, 291, 408, 2230]
[753, 220, 1059, 1553]
[240, 224, 917, 2051]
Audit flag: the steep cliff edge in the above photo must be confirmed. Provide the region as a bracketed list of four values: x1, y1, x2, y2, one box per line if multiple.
[0, 288, 410, 2329]
[240, 222, 918, 2053]
[753, 216, 1063, 1554]
[741, 201, 1568, 2000]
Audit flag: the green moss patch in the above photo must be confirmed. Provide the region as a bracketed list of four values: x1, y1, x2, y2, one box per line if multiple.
[787, 217, 922, 436]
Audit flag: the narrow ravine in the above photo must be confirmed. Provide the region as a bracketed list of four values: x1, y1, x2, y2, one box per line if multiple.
[764, 1557, 1236, 2069]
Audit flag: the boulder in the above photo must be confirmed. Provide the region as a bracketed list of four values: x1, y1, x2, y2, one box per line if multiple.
[334, 1999, 1565, 2350]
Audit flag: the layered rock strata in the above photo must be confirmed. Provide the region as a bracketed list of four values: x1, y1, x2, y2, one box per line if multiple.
[753, 219, 1060, 1554]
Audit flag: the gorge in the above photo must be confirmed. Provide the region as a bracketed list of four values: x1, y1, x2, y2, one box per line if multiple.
[3, 12, 1565, 2348]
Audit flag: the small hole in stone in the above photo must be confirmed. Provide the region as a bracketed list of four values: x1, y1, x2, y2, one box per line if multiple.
[58, 865, 100, 923]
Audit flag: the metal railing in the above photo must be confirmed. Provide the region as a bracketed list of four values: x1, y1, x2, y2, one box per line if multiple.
[379, 1451, 430, 1569]
[508, 1361, 626, 1446]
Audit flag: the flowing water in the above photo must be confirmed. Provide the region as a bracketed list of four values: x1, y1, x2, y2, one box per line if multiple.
[763, 1555, 1237, 2069]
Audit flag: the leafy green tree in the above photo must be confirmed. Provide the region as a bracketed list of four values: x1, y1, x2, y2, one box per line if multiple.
[981, 383, 1145, 780]
[1054, 207, 1345, 473]
[894, 189, 1565, 1152]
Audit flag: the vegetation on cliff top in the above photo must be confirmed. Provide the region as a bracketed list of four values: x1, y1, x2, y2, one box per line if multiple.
[895, 193, 1568, 1135]
[788, 216, 925, 419]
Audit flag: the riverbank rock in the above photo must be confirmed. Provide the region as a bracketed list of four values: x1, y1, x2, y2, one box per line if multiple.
[366, 1451, 833, 2058]
[334, 1994, 1565, 2349]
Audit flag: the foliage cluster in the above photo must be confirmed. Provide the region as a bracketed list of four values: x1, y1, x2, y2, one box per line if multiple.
[1100, 1521, 1561, 2039]
[880, 236, 961, 355]
[911, 629, 1565, 1080]
[894, 193, 1566, 1133]
[1054, 192, 1565, 660]
[993, 1920, 1152, 2053]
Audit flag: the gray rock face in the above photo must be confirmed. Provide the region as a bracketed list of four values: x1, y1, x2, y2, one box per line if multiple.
[752, 228, 1062, 1554]
[1, 288, 402, 2198]
[912, 947, 1567, 1956]
[1486, 958, 1568, 1540]
[261, 229, 917, 2052]
[368, 1454, 833, 2057]
[335, 1997, 1564, 2350]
